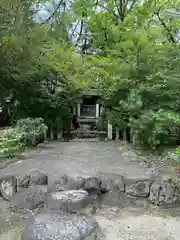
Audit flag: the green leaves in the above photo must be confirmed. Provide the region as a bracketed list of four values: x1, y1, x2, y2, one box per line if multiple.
[0, 118, 48, 158]
[79, 0, 180, 148]
[1, 0, 180, 150]
[16, 118, 47, 146]
[0, 128, 24, 158]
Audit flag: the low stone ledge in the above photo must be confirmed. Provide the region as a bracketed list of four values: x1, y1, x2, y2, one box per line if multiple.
[0, 171, 179, 211]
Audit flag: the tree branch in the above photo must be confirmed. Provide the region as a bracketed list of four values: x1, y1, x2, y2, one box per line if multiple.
[114, 0, 123, 21]
[126, 0, 138, 15]
[75, 17, 84, 46]
[155, 3, 177, 45]
[70, 20, 80, 41]
[43, 0, 63, 24]
[97, 3, 119, 18]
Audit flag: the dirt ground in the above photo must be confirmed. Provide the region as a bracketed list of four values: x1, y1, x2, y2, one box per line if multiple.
[97, 206, 180, 240]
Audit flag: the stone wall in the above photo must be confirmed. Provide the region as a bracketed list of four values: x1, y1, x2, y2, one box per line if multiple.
[0, 170, 179, 210]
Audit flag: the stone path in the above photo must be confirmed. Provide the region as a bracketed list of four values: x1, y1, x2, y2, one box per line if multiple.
[0, 140, 180, 240]
[0, 141, 149, 180]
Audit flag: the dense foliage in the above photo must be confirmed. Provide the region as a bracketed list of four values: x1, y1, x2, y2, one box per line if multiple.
[0, 118, 47, 158]
[0, 0, 86, 133]
[1, 0, 180, 149]
[83, 0, 180, 148]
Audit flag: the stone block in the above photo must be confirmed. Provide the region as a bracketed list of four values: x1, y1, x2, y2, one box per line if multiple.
[44, 190, 89, 213]
[124, 177, 151, 197]
[97, 172, 124, 192]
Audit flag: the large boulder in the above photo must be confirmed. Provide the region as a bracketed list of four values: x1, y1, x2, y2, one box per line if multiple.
[149, 180, 179, 205]
[124, 177, 151, 197]
[0, 175, 17, 200]
[21, 212, 103, 240]
[97, 172, 124, 192]
[100, 189, 136, 207]
[18, 171, 48, 188]
[9, 185, 48, 212]
[44, 190, 89, 213]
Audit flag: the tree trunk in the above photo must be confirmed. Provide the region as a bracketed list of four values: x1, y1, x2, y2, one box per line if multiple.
[115, 127, 119, 140]
[123, 128, 127, 141]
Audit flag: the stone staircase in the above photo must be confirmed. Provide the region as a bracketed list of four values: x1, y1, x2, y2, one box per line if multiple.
[71, 120, 106, 140]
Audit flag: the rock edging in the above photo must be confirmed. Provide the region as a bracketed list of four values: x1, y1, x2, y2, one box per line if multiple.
[0, 171, 179, 211]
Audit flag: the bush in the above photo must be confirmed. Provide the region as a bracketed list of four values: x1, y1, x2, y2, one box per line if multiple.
[0, 118, 48, 159]
[0, 128, 24, 158]
[129, 110, 180, 149]
[16, 118, 48, 146]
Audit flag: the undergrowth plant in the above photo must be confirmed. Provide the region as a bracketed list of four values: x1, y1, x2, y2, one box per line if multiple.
[0, 118, 48, 159]
[0, 128, 24, 158]
[16, 118, 48, 146]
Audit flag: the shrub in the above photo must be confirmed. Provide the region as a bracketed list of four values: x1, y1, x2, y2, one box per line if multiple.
[0, 118, 48, 159]
[16, 118, 48, 146]
[129, 110, 180, 149]
[0, 128, 24, 158]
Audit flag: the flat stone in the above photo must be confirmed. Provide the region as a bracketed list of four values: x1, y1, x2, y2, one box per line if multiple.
[9, 185, 48, 212]
[100, 190, 136, 207]
[124, 177, 151, 197]
[44, 190, 89, 213]
[0, 175, 17, 200]
[21, 212, 103, 240]
[18, 171, 48, 188]
[97, 172, 124, 192]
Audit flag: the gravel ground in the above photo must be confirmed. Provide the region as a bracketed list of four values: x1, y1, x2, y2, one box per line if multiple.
[0, 140, 179, 239]
[0, 141, 151, 180]
[97, 211, 180, 240]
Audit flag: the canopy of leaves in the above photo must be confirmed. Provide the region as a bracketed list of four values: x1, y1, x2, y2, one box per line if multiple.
[2, 0, 180, 148]
[0, 0, 88, 130]
[74, 0, 180, 148]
